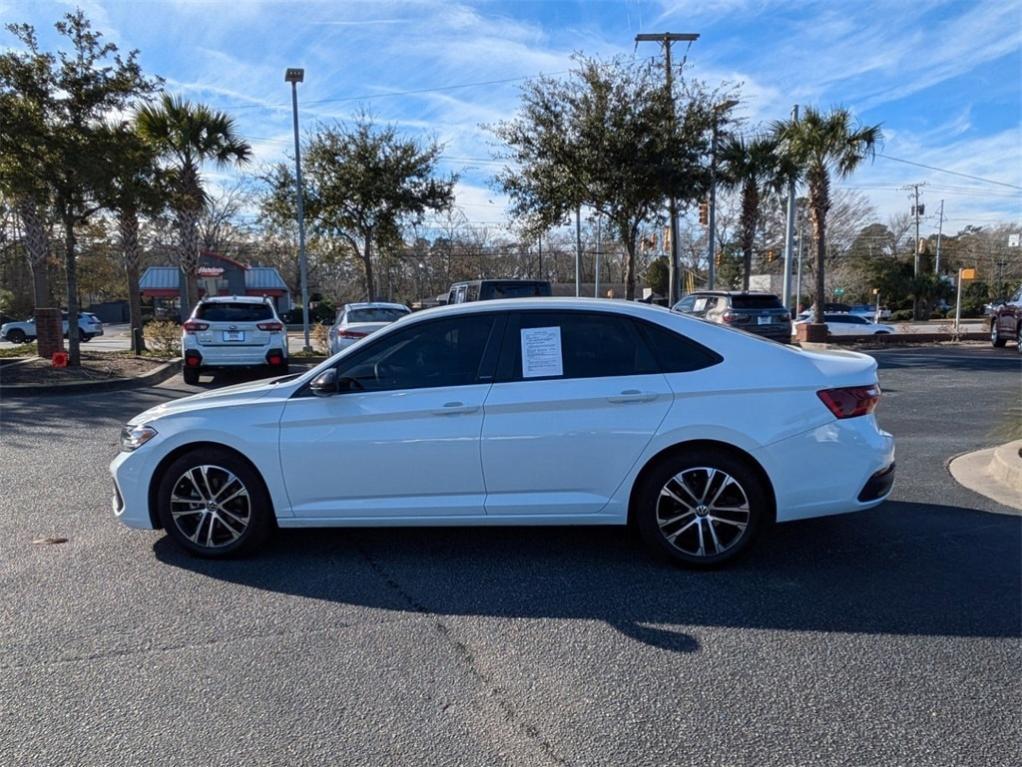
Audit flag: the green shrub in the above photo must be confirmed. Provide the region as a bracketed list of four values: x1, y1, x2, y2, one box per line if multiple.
[143, 320, 181, 356]
[889, 309, 914, 322]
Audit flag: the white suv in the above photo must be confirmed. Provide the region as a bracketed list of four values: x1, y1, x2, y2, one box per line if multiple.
[181, 297, 288, 385]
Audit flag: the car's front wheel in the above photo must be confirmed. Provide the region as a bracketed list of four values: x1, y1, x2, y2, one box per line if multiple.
[182, 367, 200, 385]
[992, 321, 1006, 347]
[156, 448, 273, 558]
[7, 329, 26, 344]
[634, 447, 767, 568]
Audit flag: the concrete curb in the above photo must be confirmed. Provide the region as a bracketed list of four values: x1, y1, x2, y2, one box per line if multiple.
[947, 440, 1022, 514]
[0, 357, 182, 397]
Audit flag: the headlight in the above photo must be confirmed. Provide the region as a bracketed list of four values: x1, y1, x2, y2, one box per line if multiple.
[120, 424, 158, 452]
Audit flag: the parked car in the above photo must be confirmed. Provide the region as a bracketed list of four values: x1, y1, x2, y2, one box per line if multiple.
[848, 303, 891, 321]
[328, 302, 410, 355]
[447, 279, 552, 304]
[0, 311, 104, 344]
[180, 296, 288, 385]
[798, 302, 854, 320]
[990, 284, 1022, 352]
[111, 297, 894, 568]
[796, 314, 895, 336]
[672, 291, 792, 343]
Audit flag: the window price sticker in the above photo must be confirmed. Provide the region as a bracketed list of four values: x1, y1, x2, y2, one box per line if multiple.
[520, 326, 563, 378]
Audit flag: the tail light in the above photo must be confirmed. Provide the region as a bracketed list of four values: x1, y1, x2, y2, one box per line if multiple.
[182, 321, 208, 333]
[721, 311, 737, 323]
[817, 385, 881, 419]
[267, 354, 283, 366]
[257, 321, 283, 331]
[339, 329, 368, 339]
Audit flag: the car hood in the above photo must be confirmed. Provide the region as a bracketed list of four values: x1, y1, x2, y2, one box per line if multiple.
[129, 377, 287, 425]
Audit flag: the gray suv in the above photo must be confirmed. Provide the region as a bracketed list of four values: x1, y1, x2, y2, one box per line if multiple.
[672, 291, 792, 343]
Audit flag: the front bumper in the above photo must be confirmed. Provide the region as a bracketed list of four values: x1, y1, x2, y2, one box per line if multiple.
[110, 449, 158, 529]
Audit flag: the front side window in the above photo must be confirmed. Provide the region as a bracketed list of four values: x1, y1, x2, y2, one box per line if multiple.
[674, 296, 697, 314]
[500, 311, 657, 381]
[334, 315, 496, 392]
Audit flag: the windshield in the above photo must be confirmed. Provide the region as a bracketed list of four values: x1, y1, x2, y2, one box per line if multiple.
[196, 303, 273, 322]
[731, 295, 783, 310]
[347, 307, 408, 323]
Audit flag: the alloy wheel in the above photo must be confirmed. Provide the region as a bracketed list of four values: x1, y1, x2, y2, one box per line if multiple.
[169, 465, 252, 549]
[656, 467, 751, 558]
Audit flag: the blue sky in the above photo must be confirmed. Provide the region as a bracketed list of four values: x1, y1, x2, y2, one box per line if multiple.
[3, 0, 1021, 236]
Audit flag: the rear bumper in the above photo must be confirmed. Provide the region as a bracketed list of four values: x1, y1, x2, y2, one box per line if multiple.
[753, 415, 895, 522]
[183, 339, 288, 368]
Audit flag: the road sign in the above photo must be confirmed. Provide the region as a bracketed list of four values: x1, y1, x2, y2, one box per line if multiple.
[960, 268, 976, 280]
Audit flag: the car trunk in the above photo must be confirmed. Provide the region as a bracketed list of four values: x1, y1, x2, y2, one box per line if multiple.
[196, 321, 271, 347]
[340, 321, 391, 339]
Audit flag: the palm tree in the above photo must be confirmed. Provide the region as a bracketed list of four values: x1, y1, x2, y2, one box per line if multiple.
[102, 122, 170, 353]
[136, 94, 251, 313]
[773, 107, 882, 332]
[717, 135, 787, 290]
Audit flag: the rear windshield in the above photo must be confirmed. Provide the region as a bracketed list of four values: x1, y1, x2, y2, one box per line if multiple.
[483, 282, 552, 299]
[347, 307, 408, 323]
[730, 295, 783, 310]
[196, 303, 273, 322]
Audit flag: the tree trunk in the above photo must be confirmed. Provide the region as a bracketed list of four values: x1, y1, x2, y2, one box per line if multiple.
[362, 233, 376, 300]
[17, 199, 51, 309]
[740, 180, 759, 292]
[176, 206, 201, 316]
[63, 215, 81, 368]
[622, 222, 637, 300]
[119, 207, 146, 354]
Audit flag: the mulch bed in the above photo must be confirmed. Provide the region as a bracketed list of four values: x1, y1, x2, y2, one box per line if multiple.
[0, 352, 169, 385]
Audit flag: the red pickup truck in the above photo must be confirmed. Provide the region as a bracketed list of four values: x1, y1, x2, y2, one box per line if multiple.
[990, 284, 1022, 352]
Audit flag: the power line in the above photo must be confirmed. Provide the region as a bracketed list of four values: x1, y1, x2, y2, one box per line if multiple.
[218, 71, 570, 111]
[878, 154, 1022, 191]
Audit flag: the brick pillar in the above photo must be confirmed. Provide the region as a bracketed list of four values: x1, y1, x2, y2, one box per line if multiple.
[35, 308, 64, 359]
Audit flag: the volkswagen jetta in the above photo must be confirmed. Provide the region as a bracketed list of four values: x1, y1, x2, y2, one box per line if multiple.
[111, 298, 894, 567]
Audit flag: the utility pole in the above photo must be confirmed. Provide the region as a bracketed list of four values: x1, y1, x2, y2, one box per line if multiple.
[905, 182, 925, 276]
[575, 206, 582, 297]
[935, 199, 945, 274]
[595, 214, 601, 298]
[285, 67, 312, 353]
[636, 32, 699, 304]
[781, 105, 799, 308]
[537, 233, 543, 281]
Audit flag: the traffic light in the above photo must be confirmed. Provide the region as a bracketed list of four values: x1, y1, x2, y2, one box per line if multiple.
[766, 249, 776, 263]
[698, 202, 709, 227]
[715, 251, 722, 267]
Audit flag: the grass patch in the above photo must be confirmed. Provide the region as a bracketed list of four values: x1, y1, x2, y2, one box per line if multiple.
[0, 342, 37, 358]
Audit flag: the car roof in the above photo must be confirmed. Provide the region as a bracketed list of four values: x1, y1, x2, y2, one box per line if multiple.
[681, 290, 779, 298]
[199, 295, 269, 304]
[406, 296, 678, 324]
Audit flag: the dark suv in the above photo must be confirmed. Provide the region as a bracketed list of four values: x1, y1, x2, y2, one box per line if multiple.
[672, 291, 792, 343]
[447, 279, 552, 304]
[990, 284, 1021, 353]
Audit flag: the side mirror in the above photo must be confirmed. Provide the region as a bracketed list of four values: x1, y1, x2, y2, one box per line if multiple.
[310, 368, 338, 397]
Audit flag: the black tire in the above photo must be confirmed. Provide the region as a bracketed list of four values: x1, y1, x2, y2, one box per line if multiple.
[991, 321, 1006, 348]
[874, 330, 891, 335]
[1017, 325, 1021, 355]
[156, 447, 273, 558]
[79, 333, 91, 343]
[7, 329, 26, 344]
[182, 366, 200, 385]
[633, 447, 767, 568]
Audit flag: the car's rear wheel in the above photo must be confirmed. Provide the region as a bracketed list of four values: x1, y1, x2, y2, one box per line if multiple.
[991, 321, 1006, 347]
[634, 448, 766, 568]
[1017, 324, 1021, 354]
[156, 448, 273, 558]
[182, 367, 200, 385]
[7, 329, 26, 344]
[79, 333, 91, 343]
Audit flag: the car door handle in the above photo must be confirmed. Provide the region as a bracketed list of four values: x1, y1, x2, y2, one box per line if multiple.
[607, 390, 658, 403]
[432, 402, 479, 415]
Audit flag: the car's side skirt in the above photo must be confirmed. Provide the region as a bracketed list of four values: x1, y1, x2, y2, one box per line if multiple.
[276, 513, 626, 528]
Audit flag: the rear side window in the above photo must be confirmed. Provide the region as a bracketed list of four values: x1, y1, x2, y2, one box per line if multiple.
[730, 295, 783, 310]
[196, 303, 273, 322]
[500, 311, 658, 381]
[635, 320, 723, 373]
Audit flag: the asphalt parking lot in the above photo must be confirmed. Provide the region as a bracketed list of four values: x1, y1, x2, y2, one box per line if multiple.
[1, 346, 1019, 766]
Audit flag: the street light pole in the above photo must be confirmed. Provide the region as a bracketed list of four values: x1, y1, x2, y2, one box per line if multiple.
[636, 32, 699, 304]
[285, 67, 312, 354]
[706, 98, 737, 290]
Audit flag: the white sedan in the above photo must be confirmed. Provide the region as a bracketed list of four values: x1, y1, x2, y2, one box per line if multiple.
[328, 302, 410, 354]
[111, 298, 894, 567]
[797, 314, 896, 336]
